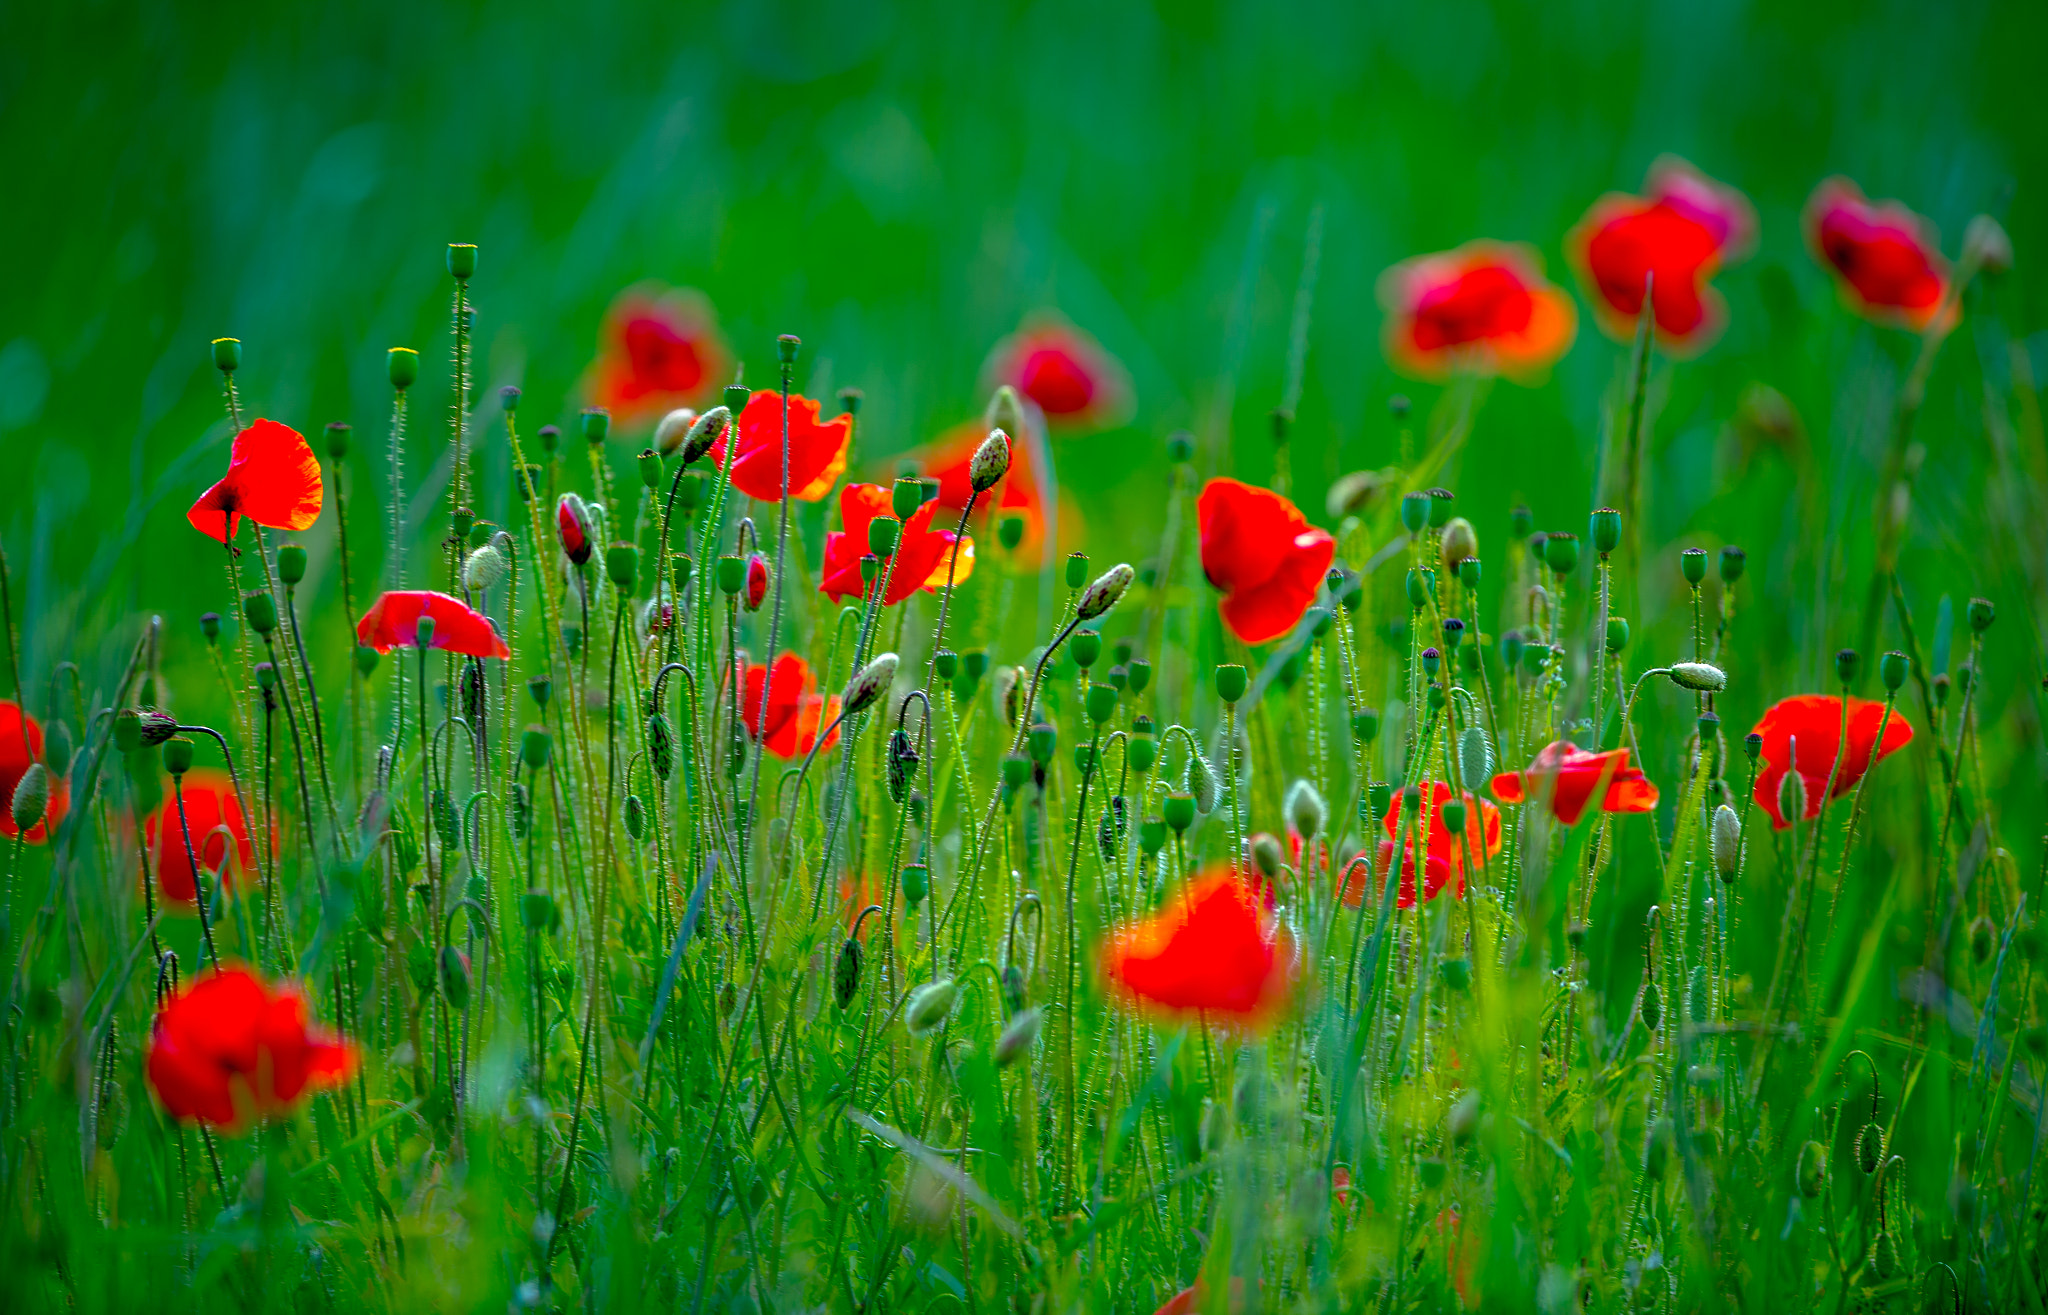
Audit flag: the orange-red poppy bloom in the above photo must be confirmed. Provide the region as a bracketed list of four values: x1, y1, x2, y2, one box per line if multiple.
[902, 419, 1069, 566]
[0, 701, 66, 844]
[1751, 694, 1914, 830]
[1197, 478, 1336, 645]
[706, 390, 852, 503]
[582, 284, 731, 427]
[742, 654, 842, 760]
[819, 483, 976, 606]
[981, 314, 1132, 433]
[1567, 157, 1756, 354]
[145, 966, 356, 1130]
[1103, 869, 1291, 1023]
[355, 591, 510, 660]
[1804, 179, 1953, 332]
[1340, 783, 1502, 909]
[187, 419, 324, 543]
[1490, 740, 1660, 826]
[1379, 241, 1577, 382]
[145, 768, 259, 905]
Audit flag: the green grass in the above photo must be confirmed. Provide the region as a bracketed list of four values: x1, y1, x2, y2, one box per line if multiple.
[2, 1, 2047, 1310]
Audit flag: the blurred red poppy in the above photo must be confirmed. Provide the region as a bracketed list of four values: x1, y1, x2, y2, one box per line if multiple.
[1103, 869, 1291, 1023]
[0, 701, 66, 844]
[742, 654, 842, 760]
[1379, 241, 1577, 382]
[706, 390, 851, 503]
[981, 314, 1132, 433]
[583, 284, 731, 427]
[1340, 783, 1501, 909]
[145, 966, 356, 1131]
[1751, 694, 1914, 829]
[902, 420, 1071, 566]
[1490, 740, 1659, 826]
[355, 591, 510, 659]
[1198, 478, 1336, 645]
[1804, 179, 1953, 332]
[1152, 1278, 1248, 1315]
[187, 419, 324, 543]
[819, 483, 976, 606]
[1567, 156, 1756, 354]
[144, 768, 260, 905]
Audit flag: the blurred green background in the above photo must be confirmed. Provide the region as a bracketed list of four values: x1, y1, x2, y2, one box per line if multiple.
[2, 0, 2043, 745]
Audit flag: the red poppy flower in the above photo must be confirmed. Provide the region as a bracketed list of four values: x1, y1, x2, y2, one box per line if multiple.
[1103, 869, 1292, 1023]
[1490, 740, 1660, 826]
[144, 768, 259, 905]
[187, 419, 324, 543]
[902, 419, 1072, 566]
[145, 966, 356, 1130]
[355, 591, 511, 659]
[705, 390, 852, 503]
[582, 284, 732, 427]
[1804, 179, 1954, 332]
[556, 493, 595, 566]
[1152, 1279, 1248, 1315]
[1379, 241, 1577, 383]
[1751, 694, 1914, 830]
[981, 314, 1132, 433]
[1567, 157, 1756, 354]
[742, 654, 842, 760]
[1197, 478, 1336, 645]
[819, 483, 977, 606]
[0, 701, 67, 844]
[1339, 783, 1501, 909]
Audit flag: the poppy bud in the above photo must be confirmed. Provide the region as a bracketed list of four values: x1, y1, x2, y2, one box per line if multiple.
[999, 753, 1031, 793]
[1027, 721, 1057, 765]
[1399, 491, 1429, 534]
[1880, 650, 1909, 692]
[1163, 793, 1196, 833]
[463, 544, 509, 594]
[10, 762, 49, 833]
[868, 516, 901, 559]
[1128, 730, 1157, 774]
[163, 737, 195, 776]
[1405, 568, 1430, 611]
[243, 591, 278, 637]
[1545, 533, 1580, 576]
[1590, 508, 1621, 556]
[1438, 517, 1478, 577]
[1964, 213, 2013, 277]
[884, 729, 918, 804]
[1796, 1141, 1828, 1198]
[622, 793, 646, 841]
[995, 1006, 1043, 1068]
[1215, 663, 1248, 704]
[1077, 564, 1135, 621]
[1639, 981, 1663, 1032]
[1968, 597, 1995, 633]
[1712, 804, 1741, 879]
[446, 242, 478, 281]
[1855, 1122, 1884, 1175]
[1447, 1090, 1480, 1145]
[1509, 504, 1534, 539]
[1606, 617, 1630, 654]
[1189, 752, 1221, 814]
[1680, 548, 1707, 585]
[1165, 430, 1195, 463]
[1777, 770, 1807, 826]
[1286, 779, 1326, 842]
[132, 708, 177, 747]
[388, 347, 419, 391]
[646, 712, 675, 780]
[964, 428, 1013, 494]
[1459, 726, 1493, 789]
[1085, 682, 1118, 725]
[650, 408, 696, 457]
[905, 979, 957, 1036]
[1834, 648, 1859, 686]
[212, 337, 241, 373]
[1245, 831, 1284, 878]
[555, 494, 594, 566]
[826, 937, 863, 1011]
[580, 408, 610, 444]
[1719, 546, 1746, 584]
[1668, 662, 1726, 692]
[440, 945, 472, 1011]
[1071, 630, 1102, 670]
[841, 652, 898, 717]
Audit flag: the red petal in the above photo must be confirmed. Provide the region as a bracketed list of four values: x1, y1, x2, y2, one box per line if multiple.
[1104, 871, 1289, 1020]
[711, 391, 853, 504]
[355, 592, 509, 659]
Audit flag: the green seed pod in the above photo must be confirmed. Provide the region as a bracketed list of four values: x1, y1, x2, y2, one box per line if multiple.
[1868, 1231, 1897, 1280]
[1640, 981, 1663, 1032]
[833, 938, 863, 1010]
[1834, 647, 1860, 687]
[1606, 616, 1630, 654]
[1129, 731, 1157, 773]
[1458, 727, 1492, 792]
[1367, 781, 1392, 822]
[933, 649, 958, 682]
[900, 863, 929, 909]
[446, 242, 477, 280]
[1163, 793, 1196, 833]
[510, 781, 532, 838]
[242, 591, 278, 637]
[1968, 596, 1995, 633]
[212, 337, 242, 373]
[1796, 1140, 1827, 1198]
[635, 447, 663, 491]
[1643, 1118, 1672, 1182]
[1352, 707, 1381, 744]
[997, 515, 1026, 551]
[10, 762, 50, 834]
[1027, 721, 1057, 766]
[1680, 547, 1707, 585]
[624, 794, 646, 841]
[1855, 1122, 1883, 1175]
[521, 889, 556, 931]
[353, 643, 379, 677]
[1214, 663, 1248, 704]
[1590, 507, 1621, 556]
[606, 542, 639, 592]
[905, 979, 958, 1036]
[521, 725, 552, 772]
[388, 346, 420, 390]
[1399, 490, 1429, 534]
[1127, 658, 1152, 694]
[1687, 965, 1709, 1024]
[440, 945, 472, 1010]
[1139, 815, 1167, 854]
[1071, 630, 1102, 670]
[1074, 743, 1096, 774]
[1404, 568, 1431, 611]
[1064, 552, 1089, 590]
[868, 515, 901, 559]
[995, 1006, 1043, 1068]
[163, 737, 195, 776]
[999, 753, 1031, 792]
[277, 543, 308, 586]
[1880, 650, 1909, 692]
[1085, 682, 1118, 725]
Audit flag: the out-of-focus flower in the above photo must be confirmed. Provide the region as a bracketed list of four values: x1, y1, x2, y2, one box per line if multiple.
[1378, 241, 1577, 382]
[146, 966, 356, 1131]
[742, 654, 841, 760]
[583, 284, 731, 427]
[1103, 869, 1291, 1023]
[1804, 179, 1954, 332]
[1489, 740, 1660, 825]
[0, 701, 66, 844]
[706, 390, 852, 503]
[1567, 156, 1756, 354]
[1340, 783, 1501, 909]
[188, 420, 324, 543]
[145, 768, 260, 905]
[355, 591, 511, 659]
[819, 483, 975, 605]
[1198, 478, 1335, 644]
[1751, 694, 1914, 829]
[980, 313, 1132, 433]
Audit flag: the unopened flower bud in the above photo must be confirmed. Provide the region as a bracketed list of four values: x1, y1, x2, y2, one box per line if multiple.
[1459, 726, 1493, 789]
[1711, 804, 1741, 879]
[1076, 563, 1134, 621]
[905, 979, 958, 1036]
[10, 762, 50, 833]
[970, 429, 1011, 492]
[1669, 662, 1726, 692]
[1247, 832, 1284, 878]
[1777, 770, 1807, 825]
[1286, 779, 1326, 842]
[1188, 751, 1220, 814]
[1439, 517, 1478, 578]
[841, 652, 898, 717]
[1964, 213, 2013, 277]
[995, 1007, 1043, 1067]
[463, 544, 508, 593]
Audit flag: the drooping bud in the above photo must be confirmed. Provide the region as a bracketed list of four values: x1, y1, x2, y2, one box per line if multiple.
[463, 544, 508, 592]
[647, 712, 675, 780]
[1777, 769, 1807, 826]
[440, 945, 472, 1011]
[1188, 751, 1220, 814]
[841, 652, 899, 717]
[995, 1007, 1044, 1068]
[556, 493, 594, 566]
[623, 793, 646, 840]
[743, 554, 768, 611]
[886, 728, 919, 803]
[1668, 662, 1726, 692]
[1247, 832, 1284, 878]
[1076, 563, 1135, 621]
[833, 938, 863, 1009]
[1285, 779, 1326, 842]
[1796, 1141, 1828, 1198]
[905, 979, 958, 1036]
[1640, 981, 1663, 1032]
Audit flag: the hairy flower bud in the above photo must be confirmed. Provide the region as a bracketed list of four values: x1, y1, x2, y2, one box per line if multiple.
[1458, 726, 1493, 792]
[905, 980, 958, 1037]
[1075, 563, 1135, 622]
[1711, 804, 1742, 880]
[833, 938, 863, 1010]
[1668, 662, 1726, 692]
[1188, 750, 1220, 814]
[1285, 779, 1326, 843]
[10, 762, 50, 833]
[653, 408, 697, 457]
[995, 1007, 1043, 1068]
[463, 544, 508, 593]
[1438, 516, 1478, 579]
[841, 652, 899, 718]
[1248, 832, 1284, 878]
[970, 428, 1012, 493]
[556, 493, 594, 566]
